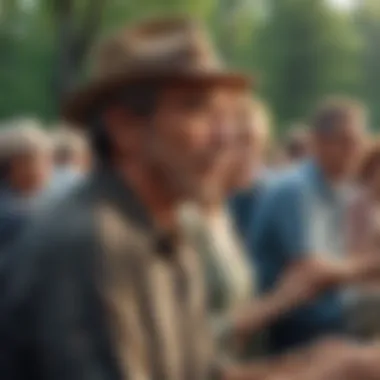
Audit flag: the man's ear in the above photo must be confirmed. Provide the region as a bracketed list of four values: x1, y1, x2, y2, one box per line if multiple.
[103, 106, 129, 134]
[103, 105, 144, 157]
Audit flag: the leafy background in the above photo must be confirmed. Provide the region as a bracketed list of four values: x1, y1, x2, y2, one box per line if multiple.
[0, 0, 379, 134]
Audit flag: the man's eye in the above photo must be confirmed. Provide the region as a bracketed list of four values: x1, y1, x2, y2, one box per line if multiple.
[179, 96, 208, 111]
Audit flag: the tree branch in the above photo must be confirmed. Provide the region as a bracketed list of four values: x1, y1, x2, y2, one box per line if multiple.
[72, 0, 106, 67]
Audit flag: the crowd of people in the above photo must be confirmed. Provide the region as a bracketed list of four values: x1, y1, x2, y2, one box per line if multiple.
[1, 16, 380, 380]
[0, 119, 89, 249]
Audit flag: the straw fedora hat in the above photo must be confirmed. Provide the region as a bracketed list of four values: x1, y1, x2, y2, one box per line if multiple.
[62, 17, 251, 126]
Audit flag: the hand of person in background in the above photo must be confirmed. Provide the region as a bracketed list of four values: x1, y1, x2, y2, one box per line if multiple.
[220, 253, 380, 345]
[307, 254, 380, 288]
[274, 260, 329, 307]
[261, 257, 346, 321]
[274, 254, 379, 304]
[344, 254, 380, 284]
[274, 253, 380, 314]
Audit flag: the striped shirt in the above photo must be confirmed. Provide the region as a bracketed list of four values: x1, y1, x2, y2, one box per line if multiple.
[179, 205, 253, 360]
[97, 204, 214, 380]
[0, 168, 219, 380]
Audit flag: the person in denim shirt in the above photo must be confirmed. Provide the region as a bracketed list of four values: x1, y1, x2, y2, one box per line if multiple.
[252, 97, 380, 353]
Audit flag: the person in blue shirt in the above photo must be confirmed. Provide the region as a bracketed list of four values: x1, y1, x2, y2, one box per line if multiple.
[252, 97, 380, 354]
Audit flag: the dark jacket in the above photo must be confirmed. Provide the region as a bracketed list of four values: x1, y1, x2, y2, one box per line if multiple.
[0, 168, 215, 380]
[0, 188, 35, 251]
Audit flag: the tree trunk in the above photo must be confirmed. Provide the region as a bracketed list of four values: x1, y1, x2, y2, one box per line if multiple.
[53, 0, 105, 115]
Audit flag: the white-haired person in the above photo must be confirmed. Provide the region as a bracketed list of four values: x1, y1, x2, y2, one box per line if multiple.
[45, 127, 90, 203]
[0, 120, 52, 249]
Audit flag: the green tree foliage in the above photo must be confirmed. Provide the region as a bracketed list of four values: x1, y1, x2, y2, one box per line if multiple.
[50, 0, 107, 105]
[0, 0, 55, 119]
[356, 0, 380, 128]
[0, 0, 379, 133]
[257, 0, 362, 131]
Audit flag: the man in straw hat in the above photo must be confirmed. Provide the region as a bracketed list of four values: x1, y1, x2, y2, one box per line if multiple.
[0, 16, 271, 380]
[3, 17, 380, 380]
[2, 17, 380, 380]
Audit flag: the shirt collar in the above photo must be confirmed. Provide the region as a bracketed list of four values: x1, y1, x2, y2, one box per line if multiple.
[91, 166, 181, 260]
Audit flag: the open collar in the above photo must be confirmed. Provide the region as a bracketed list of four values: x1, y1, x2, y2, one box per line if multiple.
[90, 166, 181, 260]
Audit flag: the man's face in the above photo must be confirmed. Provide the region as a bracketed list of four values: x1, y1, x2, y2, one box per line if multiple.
[146, 85, 239, 199]
[313, 120, 366, 180]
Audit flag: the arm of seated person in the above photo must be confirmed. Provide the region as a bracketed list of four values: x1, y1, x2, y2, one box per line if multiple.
[230, 258, 331, 336]
[232, 180, 332, 335]
[226, 254, 355, 337]
[224, 179, 380, 339]
[331, 254, 380, 285]
[212, 183, 344, 339]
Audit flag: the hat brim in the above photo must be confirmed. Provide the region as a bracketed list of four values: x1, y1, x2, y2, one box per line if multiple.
[62, 71, 252, 126]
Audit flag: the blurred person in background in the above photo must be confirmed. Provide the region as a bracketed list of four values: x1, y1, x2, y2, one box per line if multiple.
[178, 93, 255, 360]
[179, 95, 380, 380]
[179, 94, 326, 360]
[45, 127, 90, 202]
[52, 127, 90, 174]
[267, 143, 290, 169]
[346, 140, 380, 339]
[348, 140, 380, 263]
[0, 121, 52, 249]
[228, 97, 272, 243]
[283, 124, 310, 165]
[252, 97, 380, 354]
[0, 17, 296, 380]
